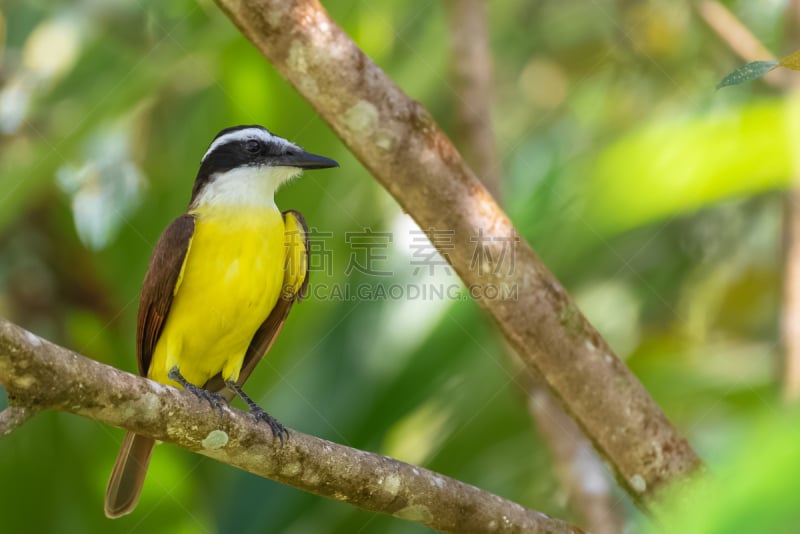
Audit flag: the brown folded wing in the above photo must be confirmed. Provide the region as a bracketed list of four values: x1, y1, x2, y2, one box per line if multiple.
[136, 214, 195, 377]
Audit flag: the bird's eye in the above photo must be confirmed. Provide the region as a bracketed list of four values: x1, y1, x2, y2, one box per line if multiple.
[244, 140, 261, 154]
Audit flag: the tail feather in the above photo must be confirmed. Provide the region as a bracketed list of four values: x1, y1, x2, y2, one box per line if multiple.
[104, 432, 155, 518]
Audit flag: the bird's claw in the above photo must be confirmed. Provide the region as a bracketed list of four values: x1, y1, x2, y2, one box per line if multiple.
[168, 368, 229, 415]
[251, 407, 289, 445]
[186, 385, 229, 416]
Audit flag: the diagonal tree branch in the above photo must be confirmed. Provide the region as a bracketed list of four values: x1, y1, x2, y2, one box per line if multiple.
[212, 0, 703, 509]
[0, 317, 579, 534]
[443, 3, 621, 529]
[697, 1, 780, 65]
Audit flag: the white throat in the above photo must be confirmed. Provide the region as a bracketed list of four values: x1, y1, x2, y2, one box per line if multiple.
[192, 165, 302, 210]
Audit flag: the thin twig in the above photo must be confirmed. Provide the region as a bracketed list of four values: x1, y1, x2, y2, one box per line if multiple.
[445, 0, 501, 199]
[781, 0, 800, 401]
[699, 0, 800, 401]
[0, 317, 580, 533]
[697, 1, 787, 87]
[783, 191, 800, 401]
[527, 378, 623, 534]
[213, 0, 704, 509]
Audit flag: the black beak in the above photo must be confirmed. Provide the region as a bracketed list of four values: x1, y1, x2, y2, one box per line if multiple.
[275, 150, 339, 170]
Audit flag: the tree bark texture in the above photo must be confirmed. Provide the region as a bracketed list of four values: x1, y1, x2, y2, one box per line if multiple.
[0, 317, 580, 534]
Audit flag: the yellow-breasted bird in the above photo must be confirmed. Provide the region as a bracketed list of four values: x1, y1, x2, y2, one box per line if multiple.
[104, 125, 338, 518]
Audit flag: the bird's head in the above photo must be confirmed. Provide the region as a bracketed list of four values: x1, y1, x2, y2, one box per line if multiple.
[190, 125, 338, 209]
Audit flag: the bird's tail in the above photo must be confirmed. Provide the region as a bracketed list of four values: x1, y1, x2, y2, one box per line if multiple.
[104, 432, 156, 518]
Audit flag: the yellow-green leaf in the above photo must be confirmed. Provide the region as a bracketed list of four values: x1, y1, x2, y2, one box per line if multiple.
[716, 61, 778, 89]
[779, 49, 800, 70]
[583, 99, 791, 234]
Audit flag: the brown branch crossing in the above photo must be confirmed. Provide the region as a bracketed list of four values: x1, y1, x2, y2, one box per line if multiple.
[213, 0, 704, 508]
[0, 318, 579, 533]
[527, 376, 623, 534]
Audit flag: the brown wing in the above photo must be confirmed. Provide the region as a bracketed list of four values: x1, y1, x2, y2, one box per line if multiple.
[203, 210, 309, 394]
[137, 214, 195, 376]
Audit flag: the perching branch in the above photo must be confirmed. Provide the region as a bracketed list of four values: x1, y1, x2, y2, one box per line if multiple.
[0, 318, 578, 534]
[213, 0, 703, 509]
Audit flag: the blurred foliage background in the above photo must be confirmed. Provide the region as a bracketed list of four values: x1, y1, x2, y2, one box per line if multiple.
[1, 0, 798, 532]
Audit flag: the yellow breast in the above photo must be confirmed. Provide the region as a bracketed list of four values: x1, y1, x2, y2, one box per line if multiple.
[148, 206, 286, 387]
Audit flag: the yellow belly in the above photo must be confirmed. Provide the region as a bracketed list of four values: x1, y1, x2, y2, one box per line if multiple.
[148, 207, 285, 388]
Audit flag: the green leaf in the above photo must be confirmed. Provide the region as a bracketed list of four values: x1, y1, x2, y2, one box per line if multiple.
[646, 408, 800, 534]
[716, 61, 778, 89]
[779, 49, 800, 70]
[582, 100, 791, 234]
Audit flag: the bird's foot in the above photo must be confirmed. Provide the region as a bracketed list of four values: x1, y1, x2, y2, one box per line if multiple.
[168, 367, 229, 416]
[187, 385, 229, 416]
[224, 379, 288, 445]
[250, 406, 289, 446]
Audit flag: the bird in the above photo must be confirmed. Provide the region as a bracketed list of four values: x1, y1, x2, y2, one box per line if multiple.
[104, 125, 338, 518]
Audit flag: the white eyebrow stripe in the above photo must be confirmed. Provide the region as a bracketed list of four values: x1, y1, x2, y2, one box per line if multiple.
[201, 127, 297, 162]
